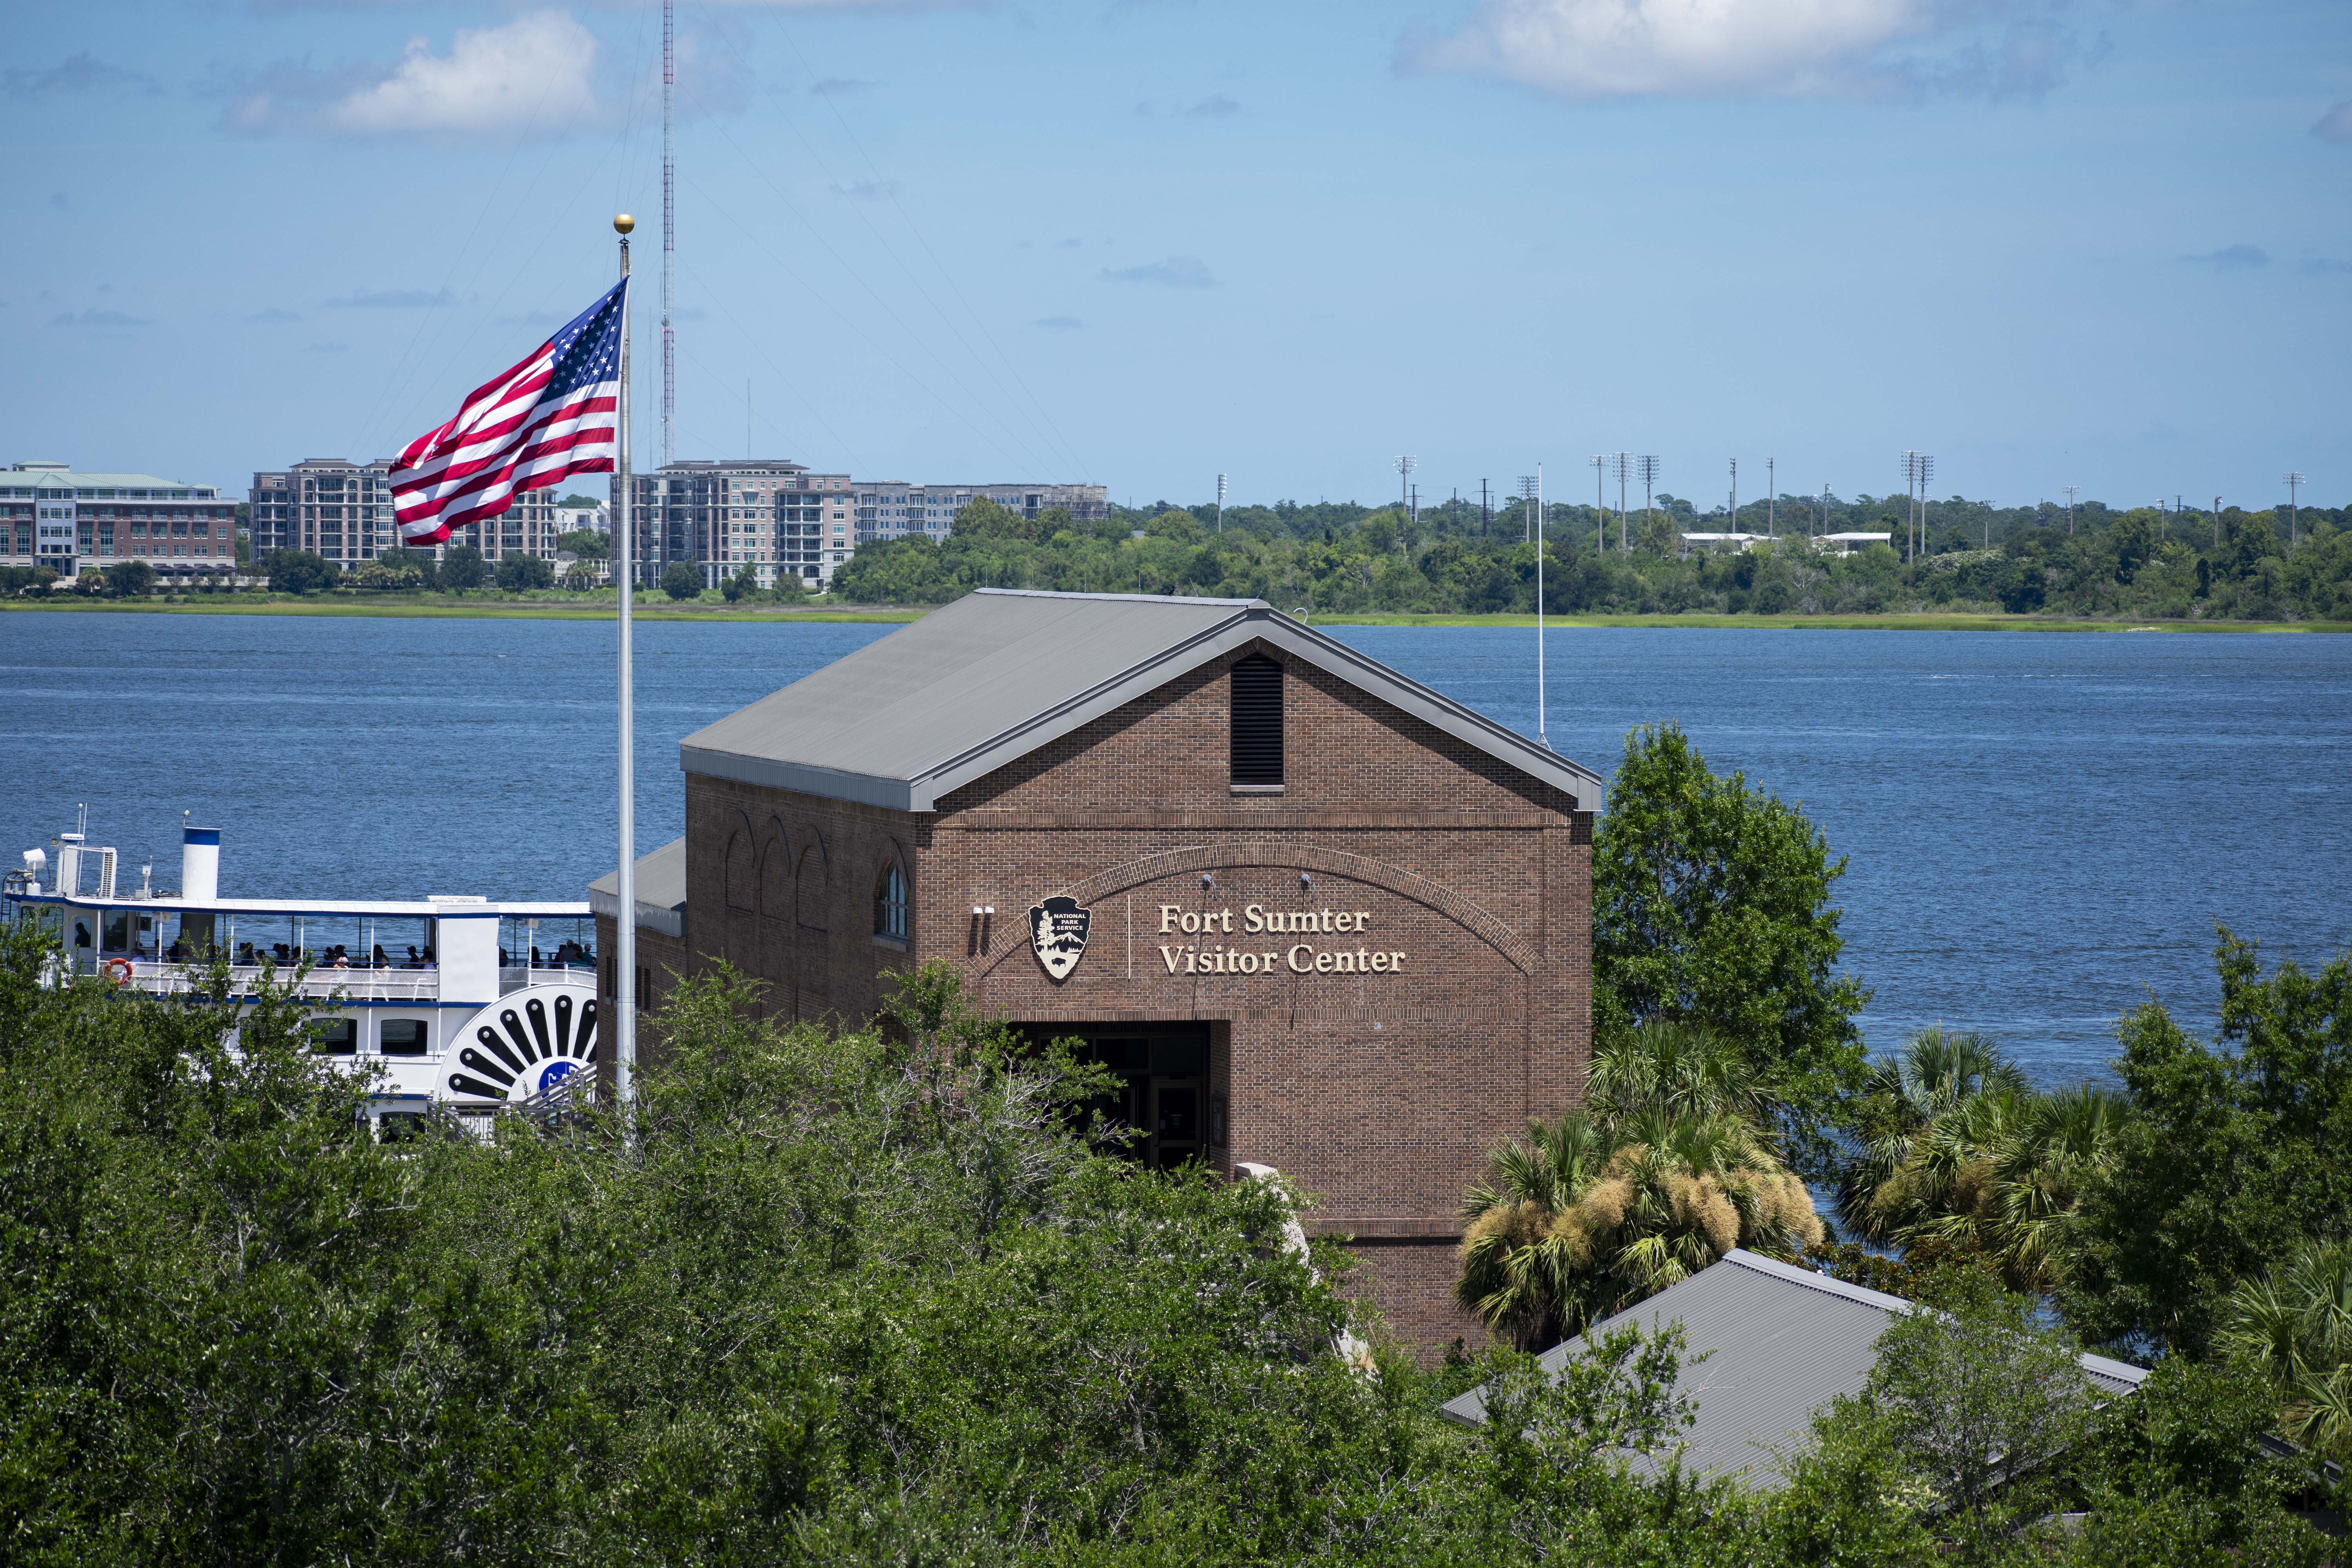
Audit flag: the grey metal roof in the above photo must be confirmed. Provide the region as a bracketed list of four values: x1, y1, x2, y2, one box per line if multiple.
[678, 589, 1602, 812]
[588, 837, 687, 938]
[1438, 1250, 2145, 1491]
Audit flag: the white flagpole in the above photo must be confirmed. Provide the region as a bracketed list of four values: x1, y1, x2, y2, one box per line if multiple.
[613, 214, 637, 1110]
[1536, 463, 1548, 750]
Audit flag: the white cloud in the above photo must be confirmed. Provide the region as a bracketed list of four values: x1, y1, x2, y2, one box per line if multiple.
[1401, 0, 2081, 101]
[1102, 256, 1215, 288]
[330, 12, 598, 134]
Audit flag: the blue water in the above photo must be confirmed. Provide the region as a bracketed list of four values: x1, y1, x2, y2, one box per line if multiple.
[2, 612, 2345, 1084]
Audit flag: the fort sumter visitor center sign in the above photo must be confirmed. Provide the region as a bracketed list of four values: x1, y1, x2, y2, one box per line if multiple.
[1157, 902, 1407, 976]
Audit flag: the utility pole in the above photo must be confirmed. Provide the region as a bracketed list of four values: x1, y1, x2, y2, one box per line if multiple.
[1395, 456, 1415, 519]
[2283, 470, 2305, 544]
[2062, 484, 2079, 535]
[1728, 458, 1738, 537]
[1766, 457, 1775, 539]
[1410, 482, 1419, 525]
[1819, 483, 1829, 539]
[1480, 478, 1490, 538]
[1638, 455, 1661, 546]
[2214, 495, 2224, 552]
[1215, 472, 1227, 533]
[1588, 456, 1606, 549]
[1612, 452, 1632, 552]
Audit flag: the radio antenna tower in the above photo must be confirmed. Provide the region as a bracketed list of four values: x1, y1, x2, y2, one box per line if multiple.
[1638, 455, 1661, 540]
[661, 0, 676, 475]
[2283, 470, 2305, 544]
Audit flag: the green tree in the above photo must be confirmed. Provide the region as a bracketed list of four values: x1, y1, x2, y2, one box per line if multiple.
[555, 527, 608, 559]
[2219, 1239, 2352, 1460]
[720, 563, 756, 602]
[1838, 1030, 2127, 1294]
[2061, 930, 2352, 1359]
[103, 559, 154, 597]
[1457, 1024, 1821, 1350]
[1592, 723, 1868, 1174]
[661, 561, 701, 601]
[261, 548, 339, 594]
[438, 543, 487, 591]
[1869, 1272, 2095, 1556]
[495, 552, 554, 592]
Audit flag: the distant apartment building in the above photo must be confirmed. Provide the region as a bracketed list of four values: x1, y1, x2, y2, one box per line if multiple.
[853, 482, 1109, 546]
[2, 460, 236, 578]
[249, 459, 572, 569]
[626, 460, 854, 590]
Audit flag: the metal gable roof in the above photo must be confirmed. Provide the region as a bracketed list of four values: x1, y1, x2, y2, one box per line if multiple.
[678, 589, 1602, 813]
[1439, 1250, 2146, 1492]
[588, 837, 688, 938]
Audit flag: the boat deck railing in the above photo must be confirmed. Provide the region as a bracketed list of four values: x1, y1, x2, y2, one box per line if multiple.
[69, 956, 592, 1002]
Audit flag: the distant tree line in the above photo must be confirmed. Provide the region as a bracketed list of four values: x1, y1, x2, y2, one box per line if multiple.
[829, 492, 2352, 621]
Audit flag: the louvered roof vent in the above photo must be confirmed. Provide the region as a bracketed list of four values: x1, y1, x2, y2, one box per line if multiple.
[1229, 653, 1283, 788]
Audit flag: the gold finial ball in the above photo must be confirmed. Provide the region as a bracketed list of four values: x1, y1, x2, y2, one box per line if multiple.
[614, 213, 636, 234]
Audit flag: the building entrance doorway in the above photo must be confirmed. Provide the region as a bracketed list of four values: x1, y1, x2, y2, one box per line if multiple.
[1018, 1021, 1210, 1169]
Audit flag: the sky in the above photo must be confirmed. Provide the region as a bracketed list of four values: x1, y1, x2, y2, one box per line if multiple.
[4, 0, 2348, 513]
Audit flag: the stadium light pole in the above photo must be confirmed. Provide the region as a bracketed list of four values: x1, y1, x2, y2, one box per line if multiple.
[1612, 452, 1633, 552]
[612, 213, 637, 1112]
[1589, 456, 1606, 550]
[1639, 456, 1661, 544]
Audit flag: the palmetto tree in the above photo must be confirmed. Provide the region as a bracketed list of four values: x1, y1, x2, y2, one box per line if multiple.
[1837, 1029, 2125, 1293]
[1457, 1025, 1822, 1351]
[2221, 1240, 2352, 1460]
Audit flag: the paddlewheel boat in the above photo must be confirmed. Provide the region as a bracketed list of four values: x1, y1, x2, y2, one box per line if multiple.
[3, 817, 600, 1137]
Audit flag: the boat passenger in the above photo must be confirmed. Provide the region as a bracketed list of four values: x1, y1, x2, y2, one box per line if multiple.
[405, 944, 421, 967]
[421, 945, 436, 965]
[372, 944, 389, 969]
[166, 939, 188, 960]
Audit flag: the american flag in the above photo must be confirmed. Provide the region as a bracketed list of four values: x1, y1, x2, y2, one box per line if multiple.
[391, 279, 626, 546]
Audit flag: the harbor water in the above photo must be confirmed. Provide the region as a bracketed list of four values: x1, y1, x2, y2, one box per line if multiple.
[2, 610, 2345, 1086]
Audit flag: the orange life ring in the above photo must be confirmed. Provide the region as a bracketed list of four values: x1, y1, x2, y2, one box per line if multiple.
[104, 958, 135, 986]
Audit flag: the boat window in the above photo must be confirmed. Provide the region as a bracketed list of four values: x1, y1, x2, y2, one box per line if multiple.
[376, 1113, 427, 1143]
[379, 1019, 429, 1056]
[311, 1018, 358, 1056]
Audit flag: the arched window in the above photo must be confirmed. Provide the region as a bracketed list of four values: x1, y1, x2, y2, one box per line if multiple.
[874, 860, 909, 940]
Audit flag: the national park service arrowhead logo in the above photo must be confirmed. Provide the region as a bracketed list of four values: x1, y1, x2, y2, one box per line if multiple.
[1029, 896, 1091, 982]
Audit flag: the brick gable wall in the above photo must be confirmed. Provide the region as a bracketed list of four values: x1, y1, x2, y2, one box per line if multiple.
[678, 637, 1592, 1354]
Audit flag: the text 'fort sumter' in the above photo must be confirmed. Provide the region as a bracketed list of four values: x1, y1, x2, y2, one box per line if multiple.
[1157, 905, 1407, 976]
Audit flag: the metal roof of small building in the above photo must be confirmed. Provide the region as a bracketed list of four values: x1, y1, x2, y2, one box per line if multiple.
[678, 589, 1602, 813]
[588, 837, 688, 938]
[1439, 1250, 2147, 1492]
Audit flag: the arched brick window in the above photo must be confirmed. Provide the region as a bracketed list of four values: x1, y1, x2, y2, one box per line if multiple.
[874, 860, 909, 941]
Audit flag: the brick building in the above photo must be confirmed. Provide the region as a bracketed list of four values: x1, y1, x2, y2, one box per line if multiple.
[4, 460, 237, 579]
[250, 459, 573, 570]
[853, 481, 1111, 545]
[626, 460, 855, 591]
[595, 589, 1600, 1348]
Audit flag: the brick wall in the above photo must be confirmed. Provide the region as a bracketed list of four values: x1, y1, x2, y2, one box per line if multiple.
[679, 639, 1592, 1354]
